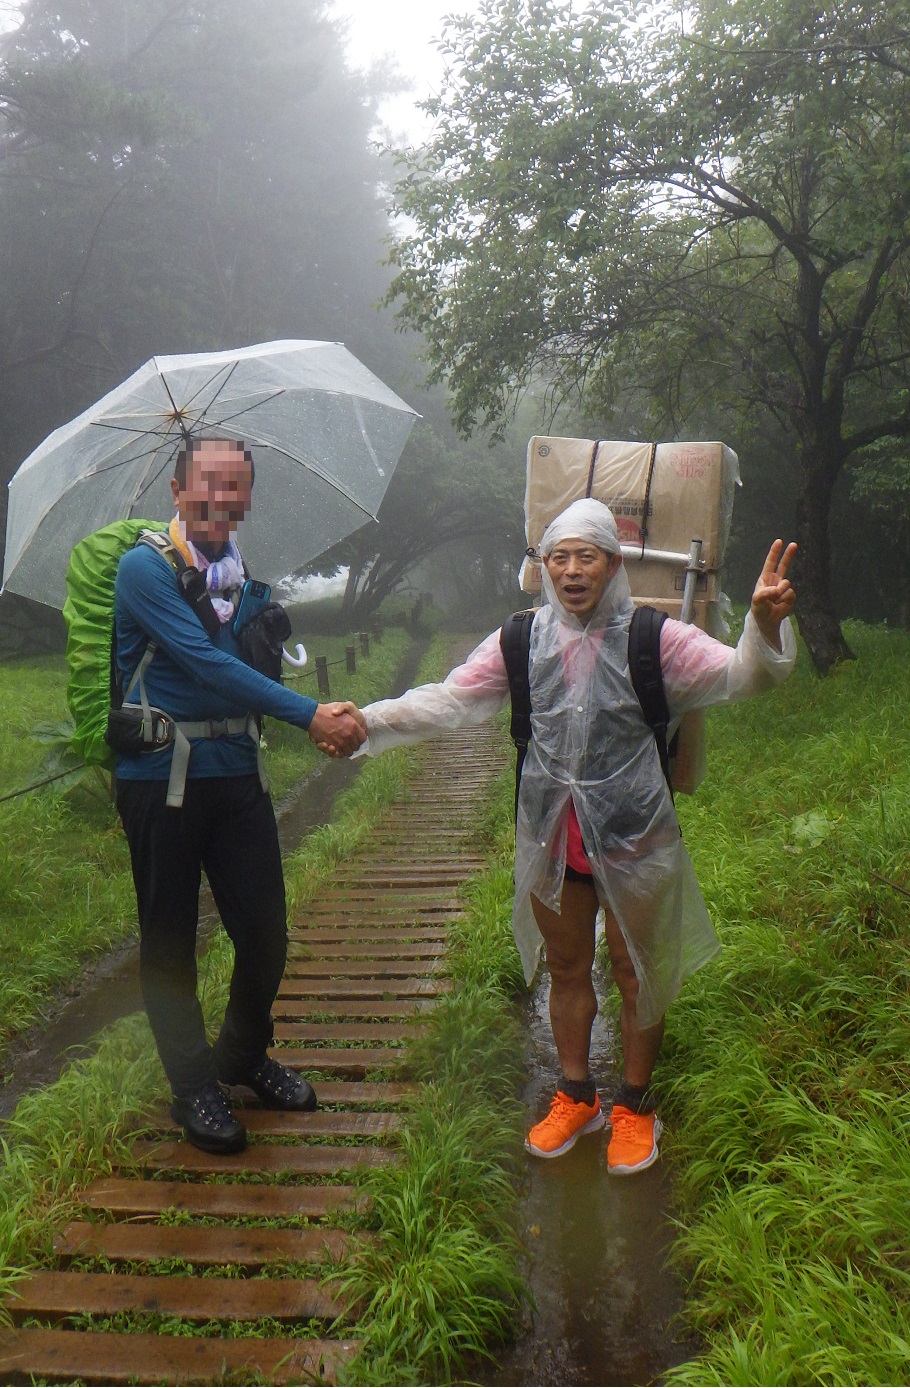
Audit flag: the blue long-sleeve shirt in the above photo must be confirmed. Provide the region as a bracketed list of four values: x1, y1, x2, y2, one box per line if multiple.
[113, 544, 317, 781]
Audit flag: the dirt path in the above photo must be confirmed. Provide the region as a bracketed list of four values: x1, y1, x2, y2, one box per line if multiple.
[0, 720, 506, 1385]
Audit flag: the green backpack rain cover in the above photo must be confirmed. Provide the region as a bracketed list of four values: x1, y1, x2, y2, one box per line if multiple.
[63, 519, 167, 767]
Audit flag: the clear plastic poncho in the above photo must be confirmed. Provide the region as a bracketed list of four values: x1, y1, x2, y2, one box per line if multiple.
[359, 499, 796, 1026]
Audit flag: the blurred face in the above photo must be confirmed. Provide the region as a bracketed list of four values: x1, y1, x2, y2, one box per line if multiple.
[170, 440, 253, 546]
[543, 538, 622, 620]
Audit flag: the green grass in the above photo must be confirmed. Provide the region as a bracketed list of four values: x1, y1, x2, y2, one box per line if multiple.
[661, 620, 910, 1386]
[335, 748, 530, 1386]
[0, 631, 410, 1059]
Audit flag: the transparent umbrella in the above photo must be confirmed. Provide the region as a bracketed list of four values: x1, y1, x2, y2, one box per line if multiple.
[2, 339, 418, 609]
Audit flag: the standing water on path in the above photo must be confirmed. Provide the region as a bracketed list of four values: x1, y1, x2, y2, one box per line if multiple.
[487, 959, 696, 1387]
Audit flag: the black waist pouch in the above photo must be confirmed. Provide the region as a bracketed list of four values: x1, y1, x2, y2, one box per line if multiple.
[105, 705, 175, 756]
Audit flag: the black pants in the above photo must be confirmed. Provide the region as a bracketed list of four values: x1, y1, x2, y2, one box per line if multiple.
[117, 774, 287, 1098]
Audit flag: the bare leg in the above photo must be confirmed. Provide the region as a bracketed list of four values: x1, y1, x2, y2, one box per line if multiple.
[531, 877, 600, 1081]
[601, 907, 664, 1088]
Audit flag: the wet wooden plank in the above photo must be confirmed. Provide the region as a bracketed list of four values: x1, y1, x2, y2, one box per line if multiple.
[313, 890, 459, 903]
[288, 942, 445, 960]
[54, 1222, 352, 1267]
[312, 1080, 416, 1104]
[267, 1046, 404, 1074]
[128, 1140, 395, 1177]
[273, 999, 434, 1021]
[290, 927, 448, 943]
[150, 1108, 401, 1138]
[6, 1269, 344, 1323]
[82, 1178, 359, 1220]
[277, 977, 449, 999]
[0, 1328, 357, 1387]
[272, 1022, 417, 1043]
[282, 958, 442, 978]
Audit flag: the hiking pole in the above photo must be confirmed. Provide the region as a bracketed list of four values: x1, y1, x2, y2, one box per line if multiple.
[679, 539, 703, 625]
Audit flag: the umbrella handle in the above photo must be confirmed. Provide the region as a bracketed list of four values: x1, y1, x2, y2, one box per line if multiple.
[281, 643, 308, 669]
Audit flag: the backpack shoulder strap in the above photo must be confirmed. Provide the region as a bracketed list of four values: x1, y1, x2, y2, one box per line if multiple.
[500, 609, 536, 749]
[500, 609, 536, 821]
[628, 605, 673, 791]
[135, 528, 188, 574]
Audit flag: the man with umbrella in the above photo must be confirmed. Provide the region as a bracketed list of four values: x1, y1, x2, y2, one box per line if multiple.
[113, 435, 366, 1155]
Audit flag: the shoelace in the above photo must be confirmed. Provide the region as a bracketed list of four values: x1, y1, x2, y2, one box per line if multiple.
[549, 1092, 590, 1125]
[611, 1107, 648, 1141]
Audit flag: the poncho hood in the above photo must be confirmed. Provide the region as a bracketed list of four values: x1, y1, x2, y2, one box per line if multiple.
[539, 498, 634, 630]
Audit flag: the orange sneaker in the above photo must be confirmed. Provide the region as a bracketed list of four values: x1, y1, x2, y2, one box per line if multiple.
[606, 1104, 662, 1175]
[525, 1091, 605, 1159]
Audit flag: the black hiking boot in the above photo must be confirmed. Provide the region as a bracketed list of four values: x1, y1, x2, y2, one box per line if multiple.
[170, 1082, 247, 1155]
[219, 1055, 318, 1112]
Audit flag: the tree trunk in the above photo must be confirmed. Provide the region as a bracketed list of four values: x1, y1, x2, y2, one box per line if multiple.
[794, 447, 855, 673]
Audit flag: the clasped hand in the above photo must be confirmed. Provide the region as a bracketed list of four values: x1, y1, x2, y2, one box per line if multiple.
[308, 701, 367, 758]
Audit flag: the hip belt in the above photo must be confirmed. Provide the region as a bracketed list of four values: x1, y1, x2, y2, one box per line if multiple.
[108, 643, 269, 808]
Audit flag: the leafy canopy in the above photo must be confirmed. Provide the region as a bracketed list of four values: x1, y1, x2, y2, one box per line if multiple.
[390, 0, 910, 457]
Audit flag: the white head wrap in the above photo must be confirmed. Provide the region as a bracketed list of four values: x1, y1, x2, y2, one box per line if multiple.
[538, 498, 633, 628]
[540, 498, 621, 557]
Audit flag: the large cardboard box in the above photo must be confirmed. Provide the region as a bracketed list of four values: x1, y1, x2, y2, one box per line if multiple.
[520, 437, 741, 793]
[520, 437, 740, 606]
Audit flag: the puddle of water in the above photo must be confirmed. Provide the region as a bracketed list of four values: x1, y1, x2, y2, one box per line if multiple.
[0, 638, 428, 1122]
[486, 966, 697, 1386]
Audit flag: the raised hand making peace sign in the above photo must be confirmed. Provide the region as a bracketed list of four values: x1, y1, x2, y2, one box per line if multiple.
[750, 539, 798, 650]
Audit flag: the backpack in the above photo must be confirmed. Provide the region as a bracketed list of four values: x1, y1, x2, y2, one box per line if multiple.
[499, 605, 675, 817]
[63, 521, 201, 768]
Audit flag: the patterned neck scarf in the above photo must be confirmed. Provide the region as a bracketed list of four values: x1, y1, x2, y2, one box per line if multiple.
[169, 516, 245, 623]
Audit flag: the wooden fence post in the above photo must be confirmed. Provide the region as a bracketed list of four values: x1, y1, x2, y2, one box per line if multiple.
[345, 645, 356, 674]
[359, 631, 370, 657]
[316, 656, 330, 699]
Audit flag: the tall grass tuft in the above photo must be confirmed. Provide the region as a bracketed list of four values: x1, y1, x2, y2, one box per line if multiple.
[661, 620, 910, 1386]
[336, 754, 530, 1386]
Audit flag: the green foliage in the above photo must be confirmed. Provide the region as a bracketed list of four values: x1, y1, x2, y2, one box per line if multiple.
[661, 620, 910, 1385]
[389, 0, 910, 667]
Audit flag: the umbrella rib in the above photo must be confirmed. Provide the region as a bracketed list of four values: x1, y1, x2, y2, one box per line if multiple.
[201, 390, 286, 431]
[134, 441, 183, 502]
[158, 370, 194, 440]
[173, 358, 243, 420]
[91, 420, 179, 438]
[87, 435, 181, 477]
[259, 441, 378, 520]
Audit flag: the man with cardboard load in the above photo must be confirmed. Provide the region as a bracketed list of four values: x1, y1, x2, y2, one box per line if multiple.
[352, 498, 796, 1175]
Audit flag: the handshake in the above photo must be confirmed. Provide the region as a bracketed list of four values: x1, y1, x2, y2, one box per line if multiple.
[307, 701, 367, 758]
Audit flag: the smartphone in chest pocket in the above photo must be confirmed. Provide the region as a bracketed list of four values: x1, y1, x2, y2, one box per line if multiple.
[232, 579, 271, 635]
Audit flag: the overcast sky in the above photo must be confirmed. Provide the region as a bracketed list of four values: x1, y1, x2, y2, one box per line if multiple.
[328, 0, 481, 145]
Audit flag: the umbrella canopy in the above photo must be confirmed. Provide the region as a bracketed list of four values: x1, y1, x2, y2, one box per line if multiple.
[3, 340, 418, 609]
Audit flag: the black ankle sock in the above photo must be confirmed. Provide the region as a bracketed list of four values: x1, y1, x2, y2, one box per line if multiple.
[558, 1075, 597, 1106]
[615, 1079, 655, 1114]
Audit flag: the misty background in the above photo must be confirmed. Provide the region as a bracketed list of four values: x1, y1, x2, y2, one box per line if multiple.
[0, 0, 907, 659]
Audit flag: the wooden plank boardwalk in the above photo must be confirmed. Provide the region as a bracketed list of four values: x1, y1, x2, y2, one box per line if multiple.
[0, 721, 506, 1385]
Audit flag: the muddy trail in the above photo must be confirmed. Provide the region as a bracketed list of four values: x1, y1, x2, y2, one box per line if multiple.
[486, 966, 697, 1386]
[0, 721, 505, 1383]
[0, 638, 427, 1122]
